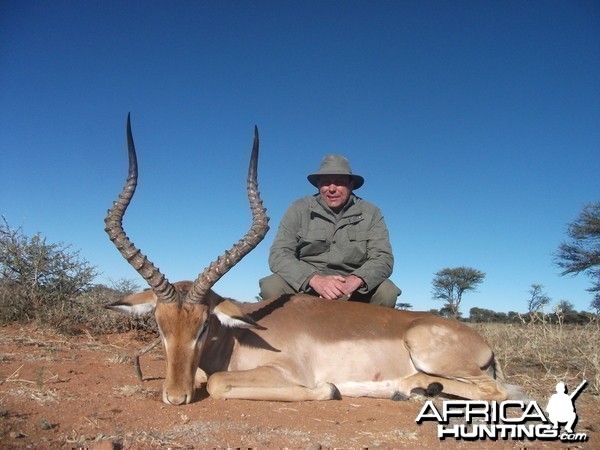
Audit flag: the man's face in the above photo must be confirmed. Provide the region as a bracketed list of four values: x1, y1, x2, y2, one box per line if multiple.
[318, 175, 354, 212]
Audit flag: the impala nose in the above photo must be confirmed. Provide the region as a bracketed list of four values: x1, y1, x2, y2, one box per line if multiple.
[163, 392, 189, 406]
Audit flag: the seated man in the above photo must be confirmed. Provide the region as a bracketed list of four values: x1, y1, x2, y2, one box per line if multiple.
[260, 154, 401, 307]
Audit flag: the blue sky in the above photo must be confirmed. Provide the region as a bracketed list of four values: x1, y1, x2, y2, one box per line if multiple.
[2, 1, 598, 314]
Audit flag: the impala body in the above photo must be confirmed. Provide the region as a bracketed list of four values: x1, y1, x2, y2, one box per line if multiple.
[106, 117, 517, 405]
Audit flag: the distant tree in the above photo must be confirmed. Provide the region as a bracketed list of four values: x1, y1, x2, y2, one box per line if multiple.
[106, 277, 140, 296]
[395, 302, 413, 310]
[555, 201, 600, 308]
[495, 311, 509, 322]
[554, 299, 576, 314]
[591, 297, 600, 315]
[431, 267, 485, 319]
[507, 311, 521, 323]
[551, 304, 593, 325]
[469, 307, 508, 323]
[470, 307, 492, 322]
[439, 303, 457, 318]
[527, 284, 551, 313]
[569, 311, 596, 324]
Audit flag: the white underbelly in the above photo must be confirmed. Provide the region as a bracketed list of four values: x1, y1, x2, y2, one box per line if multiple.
[310, 338, 415, 384]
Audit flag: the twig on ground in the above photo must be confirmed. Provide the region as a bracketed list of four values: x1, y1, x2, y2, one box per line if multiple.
[0, 364, 24, 385]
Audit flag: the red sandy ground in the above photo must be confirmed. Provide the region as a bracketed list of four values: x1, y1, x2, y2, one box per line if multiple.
[0, 323, 597, 449]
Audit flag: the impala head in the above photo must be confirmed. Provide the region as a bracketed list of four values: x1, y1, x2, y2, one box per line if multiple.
[104, 115, 269, 405]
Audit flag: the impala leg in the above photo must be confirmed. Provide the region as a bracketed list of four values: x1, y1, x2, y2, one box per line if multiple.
[396, 372, 508, 401]
[194, 368, 208, 386]
[133, 337, 161, 380]
[207, 366, 341, 401]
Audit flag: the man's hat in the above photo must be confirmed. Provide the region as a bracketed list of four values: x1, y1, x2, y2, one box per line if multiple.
[307, 154, 364, 189]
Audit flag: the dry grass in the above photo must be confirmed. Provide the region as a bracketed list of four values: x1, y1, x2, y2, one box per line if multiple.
[106, 353, 131, 365]
[111, 384, 161, 400]
[472, 320, 600, 397]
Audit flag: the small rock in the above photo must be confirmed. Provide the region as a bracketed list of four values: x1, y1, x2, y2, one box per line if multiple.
[40, 418, 54, 430]
[9, 431, 26, 439]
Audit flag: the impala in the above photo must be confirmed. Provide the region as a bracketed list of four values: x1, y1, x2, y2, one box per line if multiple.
[105, 116, 520, 405]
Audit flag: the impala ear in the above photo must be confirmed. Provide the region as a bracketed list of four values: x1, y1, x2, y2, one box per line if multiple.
[106, 290, 157, 317]
[213, 300, 267, 330]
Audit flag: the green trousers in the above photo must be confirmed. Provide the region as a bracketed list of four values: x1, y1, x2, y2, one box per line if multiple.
[259, 273, 401, 308]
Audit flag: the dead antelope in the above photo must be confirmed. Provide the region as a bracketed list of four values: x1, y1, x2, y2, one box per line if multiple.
[105, 116, 520, 405]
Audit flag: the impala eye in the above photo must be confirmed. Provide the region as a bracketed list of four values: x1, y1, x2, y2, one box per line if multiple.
[197, 321, 208, 341]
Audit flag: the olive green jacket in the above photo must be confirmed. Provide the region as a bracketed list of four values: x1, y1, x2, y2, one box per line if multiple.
[268, 194, 394, 293]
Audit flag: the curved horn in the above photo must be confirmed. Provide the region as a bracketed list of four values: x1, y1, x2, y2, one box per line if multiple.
[104, 114, 178, 303]
[186, 126, 270, 304]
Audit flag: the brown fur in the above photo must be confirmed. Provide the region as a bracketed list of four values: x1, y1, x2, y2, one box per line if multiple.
[109, 288, 513, 405]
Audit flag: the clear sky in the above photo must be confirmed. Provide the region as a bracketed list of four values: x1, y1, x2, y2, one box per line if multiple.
[2, 1, 598, 315]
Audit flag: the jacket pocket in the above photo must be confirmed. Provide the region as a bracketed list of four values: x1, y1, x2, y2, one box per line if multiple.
[345, 230, 368, 265]
[348, 230, 369, 242]
[297, 230, 330, 258]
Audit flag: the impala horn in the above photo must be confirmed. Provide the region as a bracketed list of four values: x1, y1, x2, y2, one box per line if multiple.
[186, 126, 270, 303]
[104, 114, 179, 303]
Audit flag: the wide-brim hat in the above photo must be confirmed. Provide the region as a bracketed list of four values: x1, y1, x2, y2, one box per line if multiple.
[307, 154, 364, 189]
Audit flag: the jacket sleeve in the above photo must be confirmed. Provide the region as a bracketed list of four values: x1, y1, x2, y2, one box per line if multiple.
[351, 207, 394, 293]
[268, 201, 317, 291]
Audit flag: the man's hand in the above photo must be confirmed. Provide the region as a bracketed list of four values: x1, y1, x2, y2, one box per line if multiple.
[308, 274, 364, 300]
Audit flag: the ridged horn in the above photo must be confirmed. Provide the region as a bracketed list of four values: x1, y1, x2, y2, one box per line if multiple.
[104, 114, 178, 303]
[186, 126, 270, 304]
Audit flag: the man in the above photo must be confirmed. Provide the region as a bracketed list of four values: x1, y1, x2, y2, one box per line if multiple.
[259, 154, 401, 307]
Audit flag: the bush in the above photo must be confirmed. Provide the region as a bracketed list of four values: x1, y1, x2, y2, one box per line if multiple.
[60, 282, 157, 336]
[0, 218, 160, 335]
[0, 217, 97, 324]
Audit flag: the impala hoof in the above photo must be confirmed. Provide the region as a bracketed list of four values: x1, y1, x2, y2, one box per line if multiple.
[391, 391, 408, 401]
[426, 382, 444, 396]
[330, 383, 342, 400]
